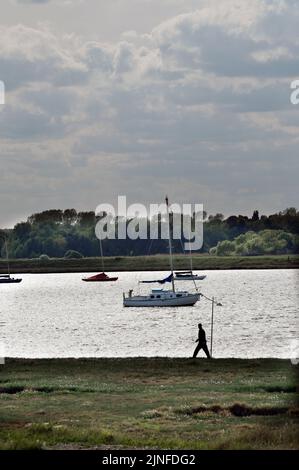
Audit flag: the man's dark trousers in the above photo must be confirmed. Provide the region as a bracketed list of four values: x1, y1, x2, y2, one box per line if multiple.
[193, 342, 211, 358]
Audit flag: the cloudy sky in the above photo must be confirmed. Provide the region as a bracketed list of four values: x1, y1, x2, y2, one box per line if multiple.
[0, 0, 298, 227]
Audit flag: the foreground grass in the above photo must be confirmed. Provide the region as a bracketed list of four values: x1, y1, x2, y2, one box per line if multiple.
[1, 254, 298, 274]
[0, 358, 298, 450]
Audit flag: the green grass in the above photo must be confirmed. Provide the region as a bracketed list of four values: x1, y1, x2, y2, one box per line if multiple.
[0, 358, 298, 449]
[1, 254, 298, 274]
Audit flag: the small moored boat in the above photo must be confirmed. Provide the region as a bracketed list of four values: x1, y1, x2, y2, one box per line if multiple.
[175, 271, 206, 281]
[82, 236, 118, 282]
[0, 274, 22, 284]
[0, 239, 22, 284]
[82, 272, 118, 282]
[123, 288, 200, 307]
[123, 197, 201, 308]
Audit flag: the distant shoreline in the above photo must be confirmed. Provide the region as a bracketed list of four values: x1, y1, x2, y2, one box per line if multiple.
[0, 254, 298, 274]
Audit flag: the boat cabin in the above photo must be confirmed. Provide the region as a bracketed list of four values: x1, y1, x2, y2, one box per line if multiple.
[149, 289, 188, 299]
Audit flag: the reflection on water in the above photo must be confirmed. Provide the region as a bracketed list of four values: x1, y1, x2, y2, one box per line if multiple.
[1, 270, 298, 358]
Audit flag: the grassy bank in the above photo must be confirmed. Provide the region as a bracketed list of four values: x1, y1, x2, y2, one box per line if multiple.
[0, 358, 298, 450]
[1, 254, 298, 274]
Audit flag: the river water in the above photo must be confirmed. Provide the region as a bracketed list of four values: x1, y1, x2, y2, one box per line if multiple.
[0, 270, 298, 358]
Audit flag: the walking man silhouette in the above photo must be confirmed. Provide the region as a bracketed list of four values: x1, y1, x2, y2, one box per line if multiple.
[193, 323, 211, 358]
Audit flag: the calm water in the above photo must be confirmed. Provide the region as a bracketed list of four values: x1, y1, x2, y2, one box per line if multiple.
[0, 270, 298, 358]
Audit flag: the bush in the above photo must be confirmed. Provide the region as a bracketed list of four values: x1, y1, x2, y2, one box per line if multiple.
[213, 240, 235, 256]
[39, 254, 50, 261]
[64, 250, 83, 259]
[211, 230, 297, 256]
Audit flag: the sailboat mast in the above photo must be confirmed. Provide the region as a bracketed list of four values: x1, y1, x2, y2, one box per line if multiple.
[166, 196, 175, 292]
[5, 238, 10, 277]
[99, 237, 105, 272]
[189, 242, 193, 272]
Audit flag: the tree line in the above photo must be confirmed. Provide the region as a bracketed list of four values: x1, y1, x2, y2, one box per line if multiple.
[0, 207, 299, 259]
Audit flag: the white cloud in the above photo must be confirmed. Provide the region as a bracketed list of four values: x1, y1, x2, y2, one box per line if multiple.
[252, 47, 293, 63]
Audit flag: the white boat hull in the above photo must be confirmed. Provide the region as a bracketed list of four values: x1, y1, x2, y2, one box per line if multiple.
[175, 275, 206, 281]
[123, 292, 200, 307]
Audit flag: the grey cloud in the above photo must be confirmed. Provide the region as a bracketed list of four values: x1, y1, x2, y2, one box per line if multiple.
[21, 87, 75, 116]
[151, 14, 299, 79]
[16, 0, 50, 3]
[0, 106, 64, 140]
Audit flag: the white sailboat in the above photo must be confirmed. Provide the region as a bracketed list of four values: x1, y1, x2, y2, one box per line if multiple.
[175, 271, 206, 281]
[0, 238, 22, 284]
[123, 197, 201, 307]
[175, 230, 206, 281]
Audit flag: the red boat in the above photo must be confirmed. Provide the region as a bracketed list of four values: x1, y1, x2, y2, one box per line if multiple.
[82, 272, 118, 282]
[82, 239, 118, 282]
